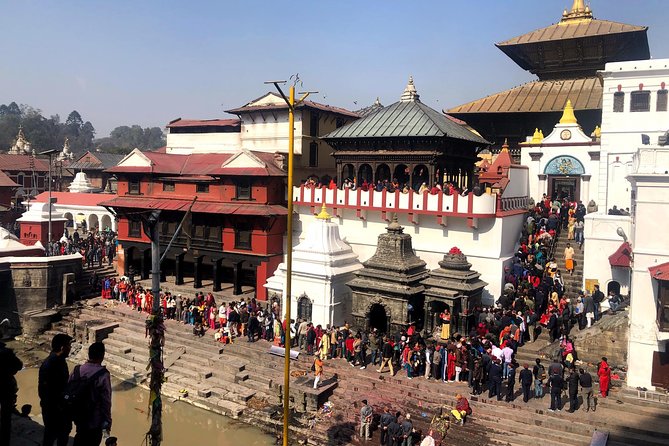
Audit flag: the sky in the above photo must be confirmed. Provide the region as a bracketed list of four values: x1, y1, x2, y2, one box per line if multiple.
[1, 0, 668, 137]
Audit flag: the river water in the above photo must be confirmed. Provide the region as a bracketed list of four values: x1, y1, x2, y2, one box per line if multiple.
[15, 367, 274, 446]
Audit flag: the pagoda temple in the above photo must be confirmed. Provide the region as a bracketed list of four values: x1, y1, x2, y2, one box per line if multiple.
[324, 77, 489, 192]
[448, 0, 650, 157]
[421, 247, 487, 337]
[347, 215, 429, 333]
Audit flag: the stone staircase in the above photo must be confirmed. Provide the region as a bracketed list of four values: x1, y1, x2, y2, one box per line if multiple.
[76, 263, 117, 299]
[46, 299, 669, 446]
[554, 233, 584, 294]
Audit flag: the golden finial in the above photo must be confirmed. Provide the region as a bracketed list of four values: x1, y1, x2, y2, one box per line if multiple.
[501, 138, 510, 152]
[591, 125, 601, 140]
[562, 0, 592, 22]
[559, 100, 578, 124]
[531, 128, 543, 144]
[315, 203, 331, 220]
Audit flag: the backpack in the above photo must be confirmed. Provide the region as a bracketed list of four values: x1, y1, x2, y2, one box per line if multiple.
[63, 365, 108, 426]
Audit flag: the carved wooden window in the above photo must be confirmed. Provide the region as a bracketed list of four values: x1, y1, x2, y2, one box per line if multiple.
[658, 280, 669, 332]
[129, 178, 140, 195]
[657, 90, 668, 112]
[310, 112, 319, 136]
[309, 142, 318, 168]
[196, 183, 210, 193]
[163, 181, 175, 192]
[630, 91, 651, 112]
[613, 92, 625, 113]
[297, 295, 312, 321]
[129, 220, 141, 238]
[236, 180, 252, 200]
[235, 224, 252, 250]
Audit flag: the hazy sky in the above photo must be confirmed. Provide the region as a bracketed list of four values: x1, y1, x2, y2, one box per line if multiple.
[2, 0, 668, 137]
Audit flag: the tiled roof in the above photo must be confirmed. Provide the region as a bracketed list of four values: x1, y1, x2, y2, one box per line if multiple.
[226, 92, 359, 118]
[167, 118, 241, 128]
[32, 191, 112, 207]
[497, 19, 647, 47]
[0, 171, 19, 187]
[99, 196, 287, 216]
[0, 154, 49, 172]
[324, 100, 489, 144]
[69, 151, 125, 170]
[447, 77, 602, 114]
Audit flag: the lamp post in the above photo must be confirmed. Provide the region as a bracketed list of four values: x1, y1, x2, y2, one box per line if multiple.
[38, 149, 60, 256]
[265, 79, 316, 446]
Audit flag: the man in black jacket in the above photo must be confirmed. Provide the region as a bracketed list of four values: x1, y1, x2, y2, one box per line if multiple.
[39, 334, 74, 446]
[379, 407, 394, 446]
[0, 342, 23, 446]
[579, 368, 594, 412]
[377, 338, 395, 376]
[386, 412, 402, 446]
[505, 361, 517, 402]
[567, 368, 580, 412]
[519, 363, 534, 403]
[488, 358, 503, 401]
[548, 372, 564, 412]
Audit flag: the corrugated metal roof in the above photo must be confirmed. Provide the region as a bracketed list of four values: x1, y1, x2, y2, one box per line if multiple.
[33, 191, 111, 207]
[70, 151, 125, 170]
[100, 196, 287, 216]
[496, 19, 647, 46]
[0, 170, 19, 187]
[323, 100, 489, 144]
[446, 77, 602, 114]
[226, 92, 359, 118]
[167, 118, 241, 128]
[0, 154, 49, 172]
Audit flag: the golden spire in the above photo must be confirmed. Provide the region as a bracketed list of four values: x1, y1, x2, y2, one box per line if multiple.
[561, 0, 593, 22]
[315, 203, 331, 220]
[531, 128, 543, 144]
[591, 125, 601, 140]
[501, 138, 510, 152]
[560, 100, 578, 124]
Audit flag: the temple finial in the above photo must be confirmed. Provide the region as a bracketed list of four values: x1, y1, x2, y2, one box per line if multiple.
[560, 99, 578, 124]
[562, 0, 592, 21]
[501, 138, 510, 153]
[316, 203, 331, 220]
[400, 76, 420, 102]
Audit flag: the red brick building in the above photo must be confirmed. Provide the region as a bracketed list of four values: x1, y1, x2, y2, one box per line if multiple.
[101, 148, 287, 300]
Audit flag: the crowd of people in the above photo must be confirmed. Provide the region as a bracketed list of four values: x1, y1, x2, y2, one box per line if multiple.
[47, 227, 117, 267]
[301, 176, 474, 197]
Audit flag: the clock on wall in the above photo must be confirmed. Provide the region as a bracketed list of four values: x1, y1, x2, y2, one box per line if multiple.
[560, 129, 572, 140]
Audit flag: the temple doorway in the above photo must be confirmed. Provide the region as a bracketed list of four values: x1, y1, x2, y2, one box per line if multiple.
[368, 303, 388, 334]
[548, 176, 580, 201]
[607, 281, 621, 296]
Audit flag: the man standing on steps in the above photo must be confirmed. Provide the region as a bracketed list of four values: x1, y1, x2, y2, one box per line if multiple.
[377, 337, 395, 376]
[379, 407, 394, 446]
[488, 357, 503, 401]
[592, 285, 604, 322]
[567, 367, 580, 412]
[39, 334, 73, 446]
[548, 371, 564, 412]
[533, 358, 546, 398]
[359, 399, 373, 441]
[579, 368, 594, 412]
[583, 292, 595, 328]
[505, 361, 517, 402]
[519, 363, 533, 403]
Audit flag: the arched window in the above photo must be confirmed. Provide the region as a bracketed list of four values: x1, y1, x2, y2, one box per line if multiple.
[297, 294, 312, 321]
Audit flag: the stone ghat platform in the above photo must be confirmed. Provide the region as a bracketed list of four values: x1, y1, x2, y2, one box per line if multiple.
[53, 299, 669, 446]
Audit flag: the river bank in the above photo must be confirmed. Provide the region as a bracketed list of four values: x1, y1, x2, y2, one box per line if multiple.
[7, 341, 275, 446]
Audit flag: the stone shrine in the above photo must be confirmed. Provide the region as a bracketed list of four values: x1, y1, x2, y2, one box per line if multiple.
[421, 247, 487, 336]
[348, 215, 429, 333]
[264, 204, 361, 328]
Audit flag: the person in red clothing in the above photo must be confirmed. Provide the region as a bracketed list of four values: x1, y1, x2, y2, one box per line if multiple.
[598, 357, 611, 397]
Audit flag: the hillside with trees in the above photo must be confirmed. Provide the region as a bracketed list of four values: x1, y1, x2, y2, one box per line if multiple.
[0, 101, 164, 155]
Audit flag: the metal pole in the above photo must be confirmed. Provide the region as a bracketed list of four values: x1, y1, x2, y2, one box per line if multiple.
[282, 85, 295, 446]
[148, 218, 163, 446]
[48, 154, 52, 256]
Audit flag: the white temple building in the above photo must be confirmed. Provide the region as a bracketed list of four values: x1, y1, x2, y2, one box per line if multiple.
[264, 204, 362, 327]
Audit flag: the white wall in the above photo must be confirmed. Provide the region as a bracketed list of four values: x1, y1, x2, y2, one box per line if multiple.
[582, 213, 632, 295]
[166, 132, 241, 153]
[240, 111, 305, 155]
[599, 59, 669, 211]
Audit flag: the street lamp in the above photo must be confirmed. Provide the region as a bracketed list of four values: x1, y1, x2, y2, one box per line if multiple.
[264, 79, 317, 446]
[38, 149, 60, 256]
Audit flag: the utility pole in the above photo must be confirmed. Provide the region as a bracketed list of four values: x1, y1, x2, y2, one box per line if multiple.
[38, 149, 60, 256]
[266, 77, 316, 446]
[141, 210, 163, 446]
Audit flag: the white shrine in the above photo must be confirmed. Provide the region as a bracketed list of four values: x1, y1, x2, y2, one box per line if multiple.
[7, 127, 33, 155]
[264, 204, 362, 327]
[68, 171, 95, 193]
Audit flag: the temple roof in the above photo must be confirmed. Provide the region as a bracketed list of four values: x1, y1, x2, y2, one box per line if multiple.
[226, 92, 358, 118]
[325, 78, 489, 144]
[447, 77, 602, 115]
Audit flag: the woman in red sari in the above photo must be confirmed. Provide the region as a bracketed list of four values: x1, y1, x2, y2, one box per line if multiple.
[598, 357, 611, 397]
[447, 346, 457, 382]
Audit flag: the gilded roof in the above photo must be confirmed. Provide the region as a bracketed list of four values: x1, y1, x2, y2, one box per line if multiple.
[496, 19, 647, 47]
[447, 77, 602, 114]
[324, 100, 489, 145]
